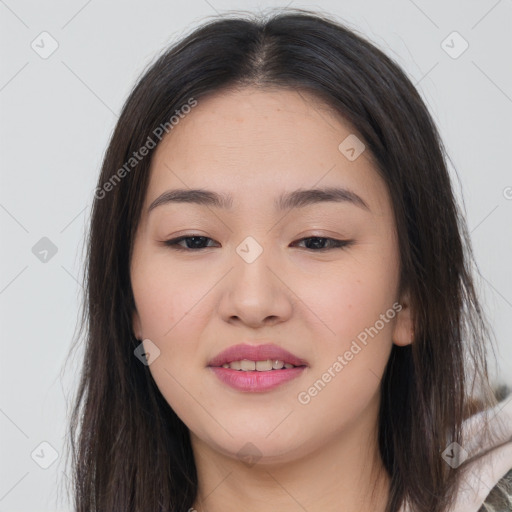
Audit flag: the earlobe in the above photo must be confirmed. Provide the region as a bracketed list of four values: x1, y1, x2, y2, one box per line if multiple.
[132, 309, 142, 340]
[392, 291, 414, 347]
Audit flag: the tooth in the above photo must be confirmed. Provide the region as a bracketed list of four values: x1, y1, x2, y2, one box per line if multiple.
[221, 359, 295, 370]
[256, 359, 273, 371]
[240, 359, 256, 371]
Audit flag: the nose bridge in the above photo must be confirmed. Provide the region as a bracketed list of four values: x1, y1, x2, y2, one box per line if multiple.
[217, 233, 292, 326]
[235, 234, 266, 266]
[232, 234, 276, 294]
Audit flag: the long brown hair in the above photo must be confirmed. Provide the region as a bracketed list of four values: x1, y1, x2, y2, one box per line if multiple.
[62, 8, 505, 512]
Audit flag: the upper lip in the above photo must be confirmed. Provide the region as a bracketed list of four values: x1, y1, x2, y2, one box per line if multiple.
[208, 343, 308, 367]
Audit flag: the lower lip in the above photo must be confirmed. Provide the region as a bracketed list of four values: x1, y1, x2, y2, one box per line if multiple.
[208, 366, 306, 392]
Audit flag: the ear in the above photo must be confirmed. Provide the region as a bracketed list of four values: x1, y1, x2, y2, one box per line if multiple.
[132, 309, 142, 340]
[391, 289, 414, 347]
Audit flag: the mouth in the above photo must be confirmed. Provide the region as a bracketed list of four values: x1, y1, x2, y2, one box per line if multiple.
[207, 343, 308, 392]
[207, 342, 308, 369]
[216, 360, 302, 371]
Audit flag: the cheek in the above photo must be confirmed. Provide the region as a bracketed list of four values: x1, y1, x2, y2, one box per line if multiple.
[292, 272, 396, 439]
[131, 253, 207, 341]
[297, 250, 399, 344]
[299, 273, 395, 391]
[130, 255, 213, 424]
[294, 247, 398, 411]
[131, 256, 211, 423]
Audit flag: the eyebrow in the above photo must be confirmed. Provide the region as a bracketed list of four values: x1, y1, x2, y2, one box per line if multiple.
[147, 186, 370, 214]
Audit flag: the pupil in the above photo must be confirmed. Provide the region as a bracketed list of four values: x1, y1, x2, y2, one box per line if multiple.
[307, 237, 325, 249]
[188, 236, 206, 248]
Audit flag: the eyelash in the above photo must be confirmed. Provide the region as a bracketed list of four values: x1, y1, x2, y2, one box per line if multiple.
[162, 235, 353, 252]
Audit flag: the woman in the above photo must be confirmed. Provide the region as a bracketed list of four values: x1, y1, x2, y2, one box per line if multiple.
[65, 9, 512, 512]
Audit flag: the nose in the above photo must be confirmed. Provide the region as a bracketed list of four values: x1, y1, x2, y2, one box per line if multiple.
[216, 240, 294, 328]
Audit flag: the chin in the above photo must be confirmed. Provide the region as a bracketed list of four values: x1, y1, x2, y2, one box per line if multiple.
[194, 424, 313, 465]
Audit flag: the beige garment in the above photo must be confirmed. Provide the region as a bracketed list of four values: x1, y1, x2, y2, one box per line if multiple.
[399, 394, 512, 512]
[477, 468, 512, 511]
[452, 395, 512, 512]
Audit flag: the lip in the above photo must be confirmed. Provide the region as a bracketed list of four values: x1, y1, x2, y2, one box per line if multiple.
[209, 366, 306, 392]
[207, 343, 308, 368]
[207, 343, 308, 393]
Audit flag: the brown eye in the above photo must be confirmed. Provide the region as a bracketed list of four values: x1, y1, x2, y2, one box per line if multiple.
[163, 235, 218, 251]
[291, 237, 353, 251]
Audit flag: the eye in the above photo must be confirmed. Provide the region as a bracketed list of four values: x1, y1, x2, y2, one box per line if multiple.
[163, 235, 218, 251]
[163, 235, 353, 252]
[292, 237, 353, 251]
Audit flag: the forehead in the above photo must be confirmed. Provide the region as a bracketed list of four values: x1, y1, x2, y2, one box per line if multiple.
[144, 86, 389, 216]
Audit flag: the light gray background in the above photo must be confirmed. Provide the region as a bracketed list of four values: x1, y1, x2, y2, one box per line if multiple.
[1, 0, 511, 510]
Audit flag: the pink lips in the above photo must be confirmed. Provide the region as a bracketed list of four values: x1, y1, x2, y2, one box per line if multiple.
[207, 343, 308, 392]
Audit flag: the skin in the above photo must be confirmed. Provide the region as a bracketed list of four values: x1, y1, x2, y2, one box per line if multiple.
[130, 86, 414, 512]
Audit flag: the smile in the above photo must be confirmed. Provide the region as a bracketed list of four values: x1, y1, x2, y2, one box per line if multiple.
[220, 359, 299, 371]
[209, 361, 306, 392]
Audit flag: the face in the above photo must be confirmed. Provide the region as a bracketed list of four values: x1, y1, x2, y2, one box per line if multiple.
[130, 86, 413, 465]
